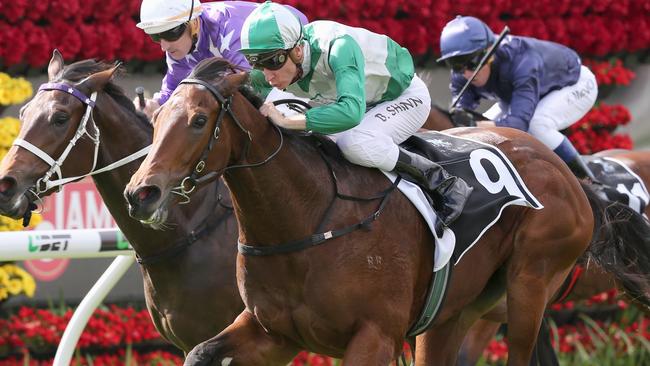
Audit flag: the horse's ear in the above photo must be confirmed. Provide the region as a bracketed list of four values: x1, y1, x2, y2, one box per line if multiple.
[48, 49, 64, 81]
[221, 72, 249, 97]
[76, 62, 122, 93]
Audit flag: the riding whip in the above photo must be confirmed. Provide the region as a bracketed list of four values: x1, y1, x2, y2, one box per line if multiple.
[135, 86, 146, 110]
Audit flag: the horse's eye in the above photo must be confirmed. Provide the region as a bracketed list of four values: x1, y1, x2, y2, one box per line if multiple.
[51, 112, 69, 126]
[191, 115, 208, 128]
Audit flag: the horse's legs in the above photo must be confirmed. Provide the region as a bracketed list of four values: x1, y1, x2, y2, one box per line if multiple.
[414, 312, 482, 366]
[184, 310, 299, 366]
[505, 258, 572, 366]
[457, 319, 501, 366]
[341, 321, 399, 365]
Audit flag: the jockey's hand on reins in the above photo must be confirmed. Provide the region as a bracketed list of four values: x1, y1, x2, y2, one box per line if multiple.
[450, 107, 477, 127]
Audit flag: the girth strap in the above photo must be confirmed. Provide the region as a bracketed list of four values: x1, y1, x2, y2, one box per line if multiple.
[238, 176, 401, 256]
[406, 261, 452, 337]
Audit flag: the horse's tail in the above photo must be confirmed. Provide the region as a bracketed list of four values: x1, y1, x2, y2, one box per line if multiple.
[581, 181, 650, 311]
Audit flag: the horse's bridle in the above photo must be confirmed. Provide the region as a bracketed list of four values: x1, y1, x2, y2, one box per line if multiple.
[13, 82, 150, 210]
[170, 77, 283, 204]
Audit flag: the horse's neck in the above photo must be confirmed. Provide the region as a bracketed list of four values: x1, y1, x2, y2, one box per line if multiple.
[224, 100, 370, 245]
[91, 95, 216, 252]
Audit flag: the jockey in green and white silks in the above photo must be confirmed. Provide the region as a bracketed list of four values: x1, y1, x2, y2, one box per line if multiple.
[239, 1, 473, 230]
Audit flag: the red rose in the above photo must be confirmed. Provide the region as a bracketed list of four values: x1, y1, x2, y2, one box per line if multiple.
[49, 20, 83, 61]
[116, 17, 144, 61]
[25, 0, 50, 21]
[22, 20, 52, 67]
[48, 0, 80, 17]
[1, 0, 28, 23]
[567, 0, 590, 16]
[628, 16, 650, 52]
[93, 0, 127, 22]
[545, 18, 569, 46]
[0, 22, 28, 66]
[78, 23, 101, 60]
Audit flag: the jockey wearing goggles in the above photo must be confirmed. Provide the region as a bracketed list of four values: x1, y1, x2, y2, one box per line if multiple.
[134, 0, 307, 118]
[239, 1, 473, 230]
[438, 16, 600, 181]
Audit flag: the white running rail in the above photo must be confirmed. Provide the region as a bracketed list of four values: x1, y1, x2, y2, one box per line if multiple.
[0, 228, 133, 365]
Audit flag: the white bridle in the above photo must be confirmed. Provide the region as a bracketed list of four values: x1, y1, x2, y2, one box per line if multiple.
[13, 82, 150, 205]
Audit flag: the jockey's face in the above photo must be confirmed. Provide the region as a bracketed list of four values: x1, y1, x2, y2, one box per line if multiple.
[261, 46, 302, 90]
[159, 27, 193, 60]
[463, 62, 491, 88]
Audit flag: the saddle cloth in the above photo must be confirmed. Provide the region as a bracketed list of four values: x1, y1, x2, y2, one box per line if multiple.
[385, 131, 543, 271]
[583, 155, 650, 214]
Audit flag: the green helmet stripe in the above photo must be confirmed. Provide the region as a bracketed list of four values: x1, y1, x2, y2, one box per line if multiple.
[241, 2, 302, 55]
[248, 3, 283, 51]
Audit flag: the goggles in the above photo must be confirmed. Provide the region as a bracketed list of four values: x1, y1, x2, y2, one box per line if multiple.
[245, 49, 290, 71]
[445, 50, 486, 73]
[150, 23, 187, 43]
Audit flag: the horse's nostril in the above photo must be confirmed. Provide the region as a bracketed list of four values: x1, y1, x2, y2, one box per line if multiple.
[132, 185, 161, 206]
[0, 177, 17, 195]
[138, 187, 152, 202]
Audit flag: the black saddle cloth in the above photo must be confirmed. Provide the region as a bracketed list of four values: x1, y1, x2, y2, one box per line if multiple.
[401, 131, 542, 264]
[583, 155, 649, 214]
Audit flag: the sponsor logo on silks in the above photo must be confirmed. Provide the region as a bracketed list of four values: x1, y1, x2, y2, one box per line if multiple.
[28, 234, 71, 253]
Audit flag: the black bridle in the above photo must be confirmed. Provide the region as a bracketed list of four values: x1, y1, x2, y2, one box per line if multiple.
[170, 77, 283, 203]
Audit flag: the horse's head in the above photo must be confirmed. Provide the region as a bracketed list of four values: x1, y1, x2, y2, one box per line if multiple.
[125, 57, 252, 226]
[0, 50, 120, 219]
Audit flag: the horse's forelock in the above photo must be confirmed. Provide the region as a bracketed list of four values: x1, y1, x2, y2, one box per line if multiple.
[59, 59, 119, 83]
[189, 57, 263, 108]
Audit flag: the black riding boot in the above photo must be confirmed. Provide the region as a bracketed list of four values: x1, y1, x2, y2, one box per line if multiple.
[566, 156, 599, 182]
[393, 149, 473, 231]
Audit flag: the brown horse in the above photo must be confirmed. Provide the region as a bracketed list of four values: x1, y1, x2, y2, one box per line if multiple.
[123, 58, 650, 365]
[0, 51, 243, 353]
[425, 103, 650, 365]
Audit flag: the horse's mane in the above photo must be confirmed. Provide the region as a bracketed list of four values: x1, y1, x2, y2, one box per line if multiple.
[189, 57, 265, 109]
[57, 59, 151, 129]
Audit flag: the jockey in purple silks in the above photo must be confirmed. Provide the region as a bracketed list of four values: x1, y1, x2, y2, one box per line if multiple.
[134, 0, 307, 118]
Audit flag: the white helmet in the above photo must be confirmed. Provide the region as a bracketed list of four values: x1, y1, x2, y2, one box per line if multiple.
[137, 0, 203, 34]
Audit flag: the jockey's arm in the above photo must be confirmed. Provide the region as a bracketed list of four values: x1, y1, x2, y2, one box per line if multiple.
[304, 35, 366, 134]
[259, 37, 366, 133]
[492, 57, 542, 131]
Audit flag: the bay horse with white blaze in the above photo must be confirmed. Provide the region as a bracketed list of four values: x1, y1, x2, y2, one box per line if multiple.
[124, 58, 648, 365]
[0, 51, 243, 353]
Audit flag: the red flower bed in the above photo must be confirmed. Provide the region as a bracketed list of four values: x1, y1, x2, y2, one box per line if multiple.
[1, 0, 649, 67]
[584, 59, 636, 86]
[567, 103, 634, 154]
[0, 306, 161, 353]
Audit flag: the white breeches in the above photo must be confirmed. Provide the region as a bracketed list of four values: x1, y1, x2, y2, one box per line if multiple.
[484, 65, 598, 150]
[333, 75, 432, 171]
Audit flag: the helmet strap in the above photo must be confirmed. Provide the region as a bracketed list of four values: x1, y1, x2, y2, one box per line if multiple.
[288, 45, 304, 84]
[188, 19, 200, 53]
[290, 64, 303, 85]
[189, 35, 198, 54]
